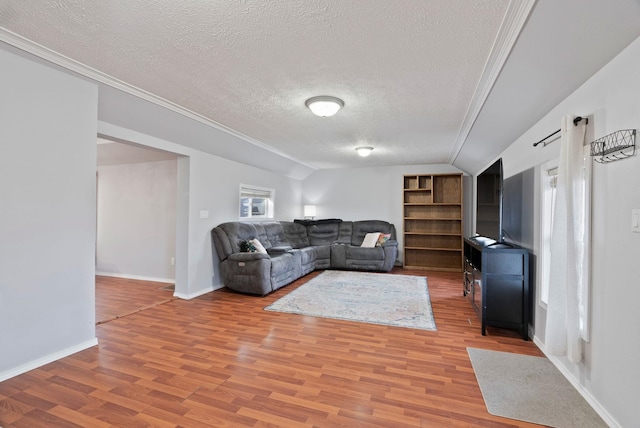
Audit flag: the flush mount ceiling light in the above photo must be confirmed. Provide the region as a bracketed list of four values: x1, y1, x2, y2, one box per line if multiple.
[356, 146, 374, 157]
[305, 96, 344, 117]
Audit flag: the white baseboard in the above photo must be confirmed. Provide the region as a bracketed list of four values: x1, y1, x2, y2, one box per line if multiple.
[174, 284, 222, 300]
[532, 335, 620, 428]
[96, 271, 174, 284]
[0, 338, 98, 382]
[96, 273, 223, 300]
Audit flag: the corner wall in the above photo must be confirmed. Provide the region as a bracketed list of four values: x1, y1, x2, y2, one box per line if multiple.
[497, 35, 640, 428]
[0, 48, 98, 378]
[98, 122, 303, 299]
[302, 164, 470, 263]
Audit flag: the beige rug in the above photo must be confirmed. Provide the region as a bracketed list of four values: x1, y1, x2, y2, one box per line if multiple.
[265, 270, 436, 330]
[467, 348, 606, 428]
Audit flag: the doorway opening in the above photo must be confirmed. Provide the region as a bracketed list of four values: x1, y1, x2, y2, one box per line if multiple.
[95, 136, 187, 323]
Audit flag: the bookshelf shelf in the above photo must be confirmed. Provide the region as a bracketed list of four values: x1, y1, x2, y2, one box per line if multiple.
[403, 174, 463, 271]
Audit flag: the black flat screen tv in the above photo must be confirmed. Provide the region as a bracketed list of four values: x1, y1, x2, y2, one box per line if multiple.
[475, 158, 503, 242]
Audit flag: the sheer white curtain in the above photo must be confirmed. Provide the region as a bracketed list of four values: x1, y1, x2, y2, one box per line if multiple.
[544, 115, 591, 364]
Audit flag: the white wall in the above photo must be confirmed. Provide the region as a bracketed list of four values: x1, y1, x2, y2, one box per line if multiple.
[497, 35, 640, 428]
[302, 164, 468, 263]
[97, 159, 177, 282]
[0, 49, 98, 379]
[97, 122, 302, 299]
[0, 44, 304, 379]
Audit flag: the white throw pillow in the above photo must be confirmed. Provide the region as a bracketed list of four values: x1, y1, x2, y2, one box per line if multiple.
[361, 232, 381, 248]
[250, 238, 268, 254]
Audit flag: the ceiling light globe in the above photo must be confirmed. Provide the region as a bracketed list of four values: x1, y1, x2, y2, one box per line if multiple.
[305, 96, 344, 117]
[356, 146, 374, 157]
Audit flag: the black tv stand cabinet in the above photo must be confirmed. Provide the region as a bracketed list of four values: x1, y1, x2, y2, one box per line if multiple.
[463, 236, 530, 340]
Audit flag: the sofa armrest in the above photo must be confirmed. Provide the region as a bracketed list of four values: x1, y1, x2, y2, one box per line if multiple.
[382, 239, 398, 247]
[227, 252, 270, 262]
[267, 246, 293, 256]
[381, 240, 398, 271]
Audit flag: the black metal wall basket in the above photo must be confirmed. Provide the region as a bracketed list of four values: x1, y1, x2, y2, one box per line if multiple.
[590, 129, 636, 163]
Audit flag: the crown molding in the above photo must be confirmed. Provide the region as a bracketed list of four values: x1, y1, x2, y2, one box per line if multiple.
[0, 27, 317, 171]
[448, 0, 537, 165]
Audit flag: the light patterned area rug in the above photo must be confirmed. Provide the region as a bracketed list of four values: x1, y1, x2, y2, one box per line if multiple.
[467, 348, 607, 428]
[264, 270, 436, 330]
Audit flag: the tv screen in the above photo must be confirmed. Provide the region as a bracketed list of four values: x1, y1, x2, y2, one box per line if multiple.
[502, 167, 534, 249]
[475, 158, 503, 242]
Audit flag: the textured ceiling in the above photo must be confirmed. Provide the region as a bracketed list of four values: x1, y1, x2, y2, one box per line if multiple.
[0, 0, 511, 169]
[2, 1, 640, 175]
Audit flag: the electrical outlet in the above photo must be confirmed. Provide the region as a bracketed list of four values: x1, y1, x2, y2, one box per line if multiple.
[170, 257, 175, 266]
[632, 209, 640, 233]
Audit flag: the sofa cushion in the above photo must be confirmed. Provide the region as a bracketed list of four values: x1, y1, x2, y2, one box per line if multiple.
[314, 244, 330, 257]
[307, 223, 340, 245]
[330, 243, 347, 269]
[281, 221, 311, 248]
[346, 258, 385, 271]
[270, 253, 297, 290]
[361, 232, 381, 248]
[250, 239, 268, 254]
[297, 246, 316, 265]
[314, 244, 330, 261]
[376, 233, 391, 246]
[337, 221, 353, 244]
[351, 220, 394, 246]
[346, 245, 385, 261]
[253, 223, 270, 248]
[264, 222, 290, 248]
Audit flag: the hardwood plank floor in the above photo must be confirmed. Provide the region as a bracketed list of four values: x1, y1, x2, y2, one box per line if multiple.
[1, 269, 545, 427]
[95, 276, 175, 324]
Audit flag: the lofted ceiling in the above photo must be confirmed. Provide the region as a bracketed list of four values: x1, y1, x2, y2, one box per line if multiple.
[2, 1, 640, 176]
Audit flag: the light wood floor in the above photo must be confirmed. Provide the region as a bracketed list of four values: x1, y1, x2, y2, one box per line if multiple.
[0, 269, 544, 427]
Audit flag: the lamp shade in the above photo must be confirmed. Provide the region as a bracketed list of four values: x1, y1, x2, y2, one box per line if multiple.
[304, 205, 316, 218]
[305, 96, 344, 117]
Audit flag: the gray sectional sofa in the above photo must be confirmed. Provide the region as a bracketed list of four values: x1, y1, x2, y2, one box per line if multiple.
[211, 219, 398, 295]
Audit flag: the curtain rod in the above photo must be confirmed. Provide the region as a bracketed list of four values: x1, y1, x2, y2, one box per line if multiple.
[533, 116, 588, 147]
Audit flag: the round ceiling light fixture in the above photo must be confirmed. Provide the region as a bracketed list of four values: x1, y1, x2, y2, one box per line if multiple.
[305, 96, 344, 117]
[356, 146, 374, 157]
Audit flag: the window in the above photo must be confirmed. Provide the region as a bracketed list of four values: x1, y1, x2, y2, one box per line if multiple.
[239, 184, 274, 220]
[539, 161, 558, 306]
[539, 144, 591, 341]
